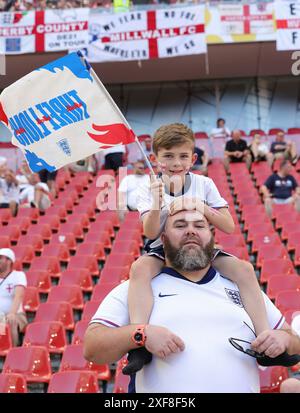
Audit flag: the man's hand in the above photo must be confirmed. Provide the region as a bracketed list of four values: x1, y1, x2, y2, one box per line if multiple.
[169, 196, 205, 216]
[6, 313, 17, 325]
[145, 325, 185, 359]
[150, 176, 164, 210]
[251, 329, 291, 358]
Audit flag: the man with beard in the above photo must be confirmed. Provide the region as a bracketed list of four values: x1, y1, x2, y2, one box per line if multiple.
[83, 208, 299, 393]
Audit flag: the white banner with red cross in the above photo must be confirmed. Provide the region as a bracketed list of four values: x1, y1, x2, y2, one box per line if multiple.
[218, 3, 274, 35]
[0, 8, 89, 54]
[275, 1, 300, 50]
[85, 5, 206, 62]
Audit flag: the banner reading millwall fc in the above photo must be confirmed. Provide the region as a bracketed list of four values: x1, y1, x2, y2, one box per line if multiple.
[85, 5, 206, 62]
[0, 52, 136, 172]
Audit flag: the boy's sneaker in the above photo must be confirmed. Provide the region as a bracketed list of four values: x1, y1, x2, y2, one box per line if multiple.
[122, 347, 152, 375]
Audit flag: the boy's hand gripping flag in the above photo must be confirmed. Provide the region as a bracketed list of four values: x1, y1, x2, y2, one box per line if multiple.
[0, 51, 138, 172]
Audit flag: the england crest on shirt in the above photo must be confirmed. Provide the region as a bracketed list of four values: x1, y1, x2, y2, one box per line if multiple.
[225, 288, 244, 308]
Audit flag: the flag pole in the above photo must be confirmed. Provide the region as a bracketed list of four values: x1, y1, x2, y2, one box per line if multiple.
[89, 66, 156, 175]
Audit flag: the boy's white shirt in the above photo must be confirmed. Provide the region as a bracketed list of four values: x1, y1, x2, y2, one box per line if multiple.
[136, 172, 228, 247]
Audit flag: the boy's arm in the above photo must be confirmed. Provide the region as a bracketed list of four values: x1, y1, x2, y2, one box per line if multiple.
[140, 176, 164, 240]
[203, 205, 235, 234]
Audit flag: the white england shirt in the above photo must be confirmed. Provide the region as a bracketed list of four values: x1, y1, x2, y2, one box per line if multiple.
[0, 270, 27, 314]
[136, 172, 228, 248]
[91, 267, 284, 393]
[118, 174, 150, 211]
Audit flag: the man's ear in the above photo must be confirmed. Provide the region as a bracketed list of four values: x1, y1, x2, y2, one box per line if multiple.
[161, 232, 166, 243]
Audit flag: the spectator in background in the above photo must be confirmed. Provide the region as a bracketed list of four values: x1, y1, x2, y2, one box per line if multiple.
[38, 169, 58, 198]
[210, 118, 231, 140]
[270, 131, 298, 166]
[142, 136, 153, 158]
[191, 145, 209, 175]
[0, 169, 19, 216]
[16, 160, 32, 192]
[248, 134, 273, 166]
[103, 145, 125, 173]
[69, 155, 97, 175]
[223, 129, 252, 171]
[118, 160, 149, 218]
[19, 173, 51, 211]
[0, 156, 7, 178]
[260, 160, 300, 217]
[0, 248, 27, 346]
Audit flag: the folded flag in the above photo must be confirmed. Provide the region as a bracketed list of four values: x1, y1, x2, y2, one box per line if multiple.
[0, 51, 136, 172]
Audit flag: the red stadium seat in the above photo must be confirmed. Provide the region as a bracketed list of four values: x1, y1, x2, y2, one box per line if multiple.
[59, 344, 111, 381]
[47, 285, 84, 310]
[98, 211, 120, 229]
[266, 275, 300, 300]
[81, 301, 100, 321]
[53, 196, 74, 212]
[0, 373, 27, 393]
[51, 233, 77, 253]
[104, 253, 135, 269]
[268, 128, 284, 135]
[1, 225, 21, 244]
[9, 216, 31, 234]
[249, 129, 266, 136]
[48, 371, 99, 393]
[68, 255, 100, 277]
[259, 366, 289, 393]
[214, 234, 246, 249]
[2, 346, 52, 383]
[240, 204, 266, 220]
[260, 259, 295, 284]
[91, 283, 119, 302]
[26, 224, 52, 242]
[111, 240, 140, 259]
[26, 270, 51, 294]
[34, 302, 75, 330]
[113, 358, 130, 393]
[243, 213, 271, 232]
[61, 188, 79, 204]
[286, 231, 300, 252]
[41, 243, 70, 263]
[91, 218, 115, 238]
[0, 324, 13, 356]
[115, 229, 143, 247]
[251, 233, 282, 254]
[274, 211, 300, 230]
[0, 209, 12, 225]
[0, 236, 10, 248]
[195, 131, 208, 139]
[17, 208, 40, 223]
[85, 230, 112, 250]
[287, 127, 300, 134]
[281, 221, 300, 241]
[99, 266, 130, 284]
[59, 269, 93, 293]
[247, 223, 275, 243]
[76, 242, 106, 262]
[18, 234, 44, 254]
[271, 203, 294, 220]
[256, 245, 289, 269]
[72, 204, 96, 221]
[293, 245, 300, 266]
[13, 245, 35, 266]
[71, 320, 89, 345]
[283, 310, 300, 325]
[58, 222, 84, 241]
[23, 287, 40, 312]
[38, 215, 61, 233]
[29, 256, 62, 279]
[66, 213, 90, 231]
[23, 321, 67, 354]
[44, 205, 68, 222]
[222, 246, 249, 261]
[275, 291, 300, 313]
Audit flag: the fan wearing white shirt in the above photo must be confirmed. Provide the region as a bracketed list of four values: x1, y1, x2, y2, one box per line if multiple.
[210, 118, 231, 140]
[84, 209, 300, 393]
[19, 173, 51, 211]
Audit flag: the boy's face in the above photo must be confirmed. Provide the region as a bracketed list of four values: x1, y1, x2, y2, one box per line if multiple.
[151, 144, 197, 178]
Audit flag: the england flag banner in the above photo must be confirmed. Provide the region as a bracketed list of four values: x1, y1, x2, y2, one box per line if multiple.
[0, 52, 136, 172]
[0, 11, 36, 54]
[0, 8, 89, 54]
[275, 1, 300, 50]
[219, 3, 274, 35]
[85, 5, 206, 62]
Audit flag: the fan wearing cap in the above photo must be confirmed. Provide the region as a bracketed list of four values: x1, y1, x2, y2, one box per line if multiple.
[0, 248, 27, 346]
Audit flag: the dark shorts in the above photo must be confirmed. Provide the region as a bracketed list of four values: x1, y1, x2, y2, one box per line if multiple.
[144, 240, 233, 262]
[104, 153, 124, 171]
[38, 169, 58, 183]
[0, 203, 9, 208]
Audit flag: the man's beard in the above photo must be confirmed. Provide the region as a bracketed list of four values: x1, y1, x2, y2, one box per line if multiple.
[164, 234, 215, 272]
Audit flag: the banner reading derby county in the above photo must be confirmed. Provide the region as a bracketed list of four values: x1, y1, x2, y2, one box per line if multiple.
[0, 52, 135, 172]
[0, 8, 89, 54]
[85, 5, 206, 62]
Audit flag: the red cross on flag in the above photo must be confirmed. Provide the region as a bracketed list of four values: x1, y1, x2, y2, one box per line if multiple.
[275, 1, 300, 50]
[86, 5, 206, 62]
[219, 3, 274, 35]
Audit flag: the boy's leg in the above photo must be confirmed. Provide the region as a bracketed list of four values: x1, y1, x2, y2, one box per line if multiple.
[213, 255, 270, 335]
[128, 255, 164, 324]
[123, 255, 164, 376]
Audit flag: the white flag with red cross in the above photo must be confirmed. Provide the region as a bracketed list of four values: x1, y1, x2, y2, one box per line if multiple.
[275, 1, 300, 50]
[219, 3, 274, 35]
[0, 8, 89, 54]
[0, 51, 136, 172]
[85, 5, 206, 62]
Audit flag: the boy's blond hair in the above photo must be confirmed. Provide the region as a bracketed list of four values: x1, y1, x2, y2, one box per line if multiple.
[152, 123, 195, 155]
